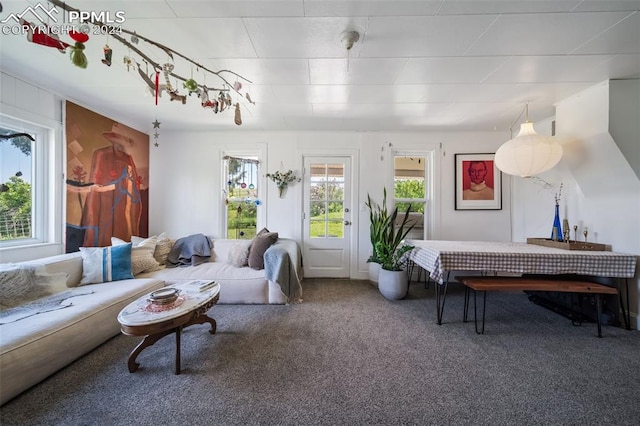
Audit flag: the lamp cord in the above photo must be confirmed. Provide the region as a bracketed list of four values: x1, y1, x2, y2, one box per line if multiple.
[508, 104, 528, 138]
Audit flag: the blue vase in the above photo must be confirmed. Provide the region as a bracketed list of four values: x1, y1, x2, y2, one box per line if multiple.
[551, 204, 563, 241]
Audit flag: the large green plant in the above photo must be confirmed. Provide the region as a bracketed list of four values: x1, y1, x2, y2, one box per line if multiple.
[365, 188, 390, 263]
[374, 204, 415, 271]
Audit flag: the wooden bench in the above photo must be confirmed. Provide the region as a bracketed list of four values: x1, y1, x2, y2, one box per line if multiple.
[455, 276, 619, 337]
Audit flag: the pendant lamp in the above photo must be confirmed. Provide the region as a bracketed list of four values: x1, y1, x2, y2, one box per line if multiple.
[495, 104, 562, 177]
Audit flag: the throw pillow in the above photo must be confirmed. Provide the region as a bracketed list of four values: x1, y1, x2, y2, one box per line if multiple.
[248, 232, 278, 270]
[154, 232, 174, 265]
[256, 227, 270, 237]
[112, 236, 161, 275]
[130, 235, 158, 251]
[80, 243, 134, 284]
[0, 264, 69, 310]
[228, 240, 252, 267]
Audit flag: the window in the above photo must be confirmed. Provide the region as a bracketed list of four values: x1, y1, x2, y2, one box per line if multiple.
[394, 155, 428, 240]
[223, 155, 260, 239]
[309, 162, 345, 238]
[0, 115, 52, 246]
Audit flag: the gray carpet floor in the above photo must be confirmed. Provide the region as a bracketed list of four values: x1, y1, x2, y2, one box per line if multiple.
[2, 278, 639, 425]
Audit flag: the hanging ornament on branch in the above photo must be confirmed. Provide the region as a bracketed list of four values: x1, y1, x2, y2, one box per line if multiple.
[69, 30, 89, 68]
[21, 18, 70, 52]
[101, 44, 112, 66]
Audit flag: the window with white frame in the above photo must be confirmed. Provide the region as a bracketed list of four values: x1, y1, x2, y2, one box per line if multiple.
[223, 155, 261, 239]
[393, 154, 429, 240]
[0, 115, 53, 246]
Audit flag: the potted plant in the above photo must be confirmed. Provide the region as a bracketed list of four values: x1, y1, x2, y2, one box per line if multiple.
[375, 204, 415, 300]
[365, 188, 390, 285]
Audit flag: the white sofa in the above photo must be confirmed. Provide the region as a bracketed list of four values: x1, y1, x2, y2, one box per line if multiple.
[0, 238, 302, 405]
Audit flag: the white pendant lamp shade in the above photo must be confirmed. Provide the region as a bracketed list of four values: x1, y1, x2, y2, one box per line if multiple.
[495, 121, 563, 178]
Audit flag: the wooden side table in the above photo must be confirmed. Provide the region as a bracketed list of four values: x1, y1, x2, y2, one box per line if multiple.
[117, 281, 220, 374]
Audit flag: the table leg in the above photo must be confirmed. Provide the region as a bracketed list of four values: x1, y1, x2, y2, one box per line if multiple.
[175, 326, 182, 375]
[186, 314, 217, 334]
[127, 328, 176, 373]
[436, 272, 450, 325]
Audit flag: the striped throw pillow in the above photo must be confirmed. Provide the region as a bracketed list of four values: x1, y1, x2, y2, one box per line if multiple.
[79, 243, 134, 284]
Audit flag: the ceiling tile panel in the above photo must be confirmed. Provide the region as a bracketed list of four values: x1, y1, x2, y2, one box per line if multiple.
[309, 59, 407, 84]
[303, 1, 441, 17]
[348, 85, 428, 103]
[484, 55, 617, 83]
[243, 17, 369, 58]
[124, 18, 257, 58]
[437, 1, 580, 15]
[571, 12, 640, 54]
[396, 57, 511, 84]
[200, 59, 310, 85]
[572, 1, 640, 12]
[361, 15, 498, 57]
[467, 12, 633, 55]
[166, 1, 304, 18]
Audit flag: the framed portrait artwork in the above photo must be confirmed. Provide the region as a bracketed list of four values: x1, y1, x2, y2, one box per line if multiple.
[455, 153, 502, 210]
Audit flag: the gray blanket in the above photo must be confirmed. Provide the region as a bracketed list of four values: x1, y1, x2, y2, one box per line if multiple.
[166, 233, 213, 268]
[264, 238, 303, 303]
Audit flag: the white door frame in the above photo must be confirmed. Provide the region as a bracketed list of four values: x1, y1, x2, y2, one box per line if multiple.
[298, 149, 359, 278]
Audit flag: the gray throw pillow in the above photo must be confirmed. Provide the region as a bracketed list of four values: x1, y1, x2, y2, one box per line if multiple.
[247, 232, 278, 270]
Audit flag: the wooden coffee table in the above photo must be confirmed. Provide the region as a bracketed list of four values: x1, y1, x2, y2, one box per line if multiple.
[117, 280, 220, 374]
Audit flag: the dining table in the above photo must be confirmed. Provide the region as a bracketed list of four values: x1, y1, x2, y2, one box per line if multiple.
[405, 239, 638, 326]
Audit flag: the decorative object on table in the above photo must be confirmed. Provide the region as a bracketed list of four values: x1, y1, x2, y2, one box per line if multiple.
[365, 188, 390, 285]
[526, 238, 609, 251]
[550, 182, 564, 241]
[266, 169, 301, 198]
[454, 153, 502, 210]
[573, 225, 578, 242]
[495, 102, 563, 177]
[583, 227, 589, 242]
[147, 287, 180, 305]
[375, 204, 416, 300]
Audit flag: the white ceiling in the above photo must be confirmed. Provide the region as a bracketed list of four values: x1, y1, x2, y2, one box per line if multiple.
[1, 0, 639, 132]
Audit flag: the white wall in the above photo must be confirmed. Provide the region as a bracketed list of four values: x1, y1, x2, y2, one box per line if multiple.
[511, 80, 640, 328]
[149, 130, 511, 279]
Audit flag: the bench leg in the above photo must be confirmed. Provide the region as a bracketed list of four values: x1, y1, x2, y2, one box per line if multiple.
[473, 290, 487, 335]
[463, 286, 470, 322]
[596, 294, 603, 338]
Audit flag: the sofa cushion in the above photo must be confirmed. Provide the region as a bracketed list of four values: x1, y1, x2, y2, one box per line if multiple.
[79, 244, 134, 284]
[248, 232, 278, 270]
[228, 240, 252, 267]
[112, 236, 161, 276]
[153, 232, 174, 265]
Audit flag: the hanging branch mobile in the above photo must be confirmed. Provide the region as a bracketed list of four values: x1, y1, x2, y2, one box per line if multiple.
[38, 0, 253, 126]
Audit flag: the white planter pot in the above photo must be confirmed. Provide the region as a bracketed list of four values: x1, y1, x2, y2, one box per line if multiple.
[368, 262, 380, 286]
[378, 268, 408, 300]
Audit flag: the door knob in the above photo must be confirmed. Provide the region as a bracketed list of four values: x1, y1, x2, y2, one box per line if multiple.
[344, 220, 351, 225]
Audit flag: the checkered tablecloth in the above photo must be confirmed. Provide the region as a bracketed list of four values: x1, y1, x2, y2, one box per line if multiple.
[407, 240, 638, 284]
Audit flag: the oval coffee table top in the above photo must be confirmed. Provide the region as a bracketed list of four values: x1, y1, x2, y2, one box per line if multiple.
[118, 280, 220, 327]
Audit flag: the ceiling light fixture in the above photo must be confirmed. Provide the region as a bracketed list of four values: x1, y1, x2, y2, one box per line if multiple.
[495, 103, 563, 178]
[340, 30, 360, 72]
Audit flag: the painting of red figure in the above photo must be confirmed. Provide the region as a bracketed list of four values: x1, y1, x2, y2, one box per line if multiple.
[461, 159, 495, 201]
[65, 101, 149, 252]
